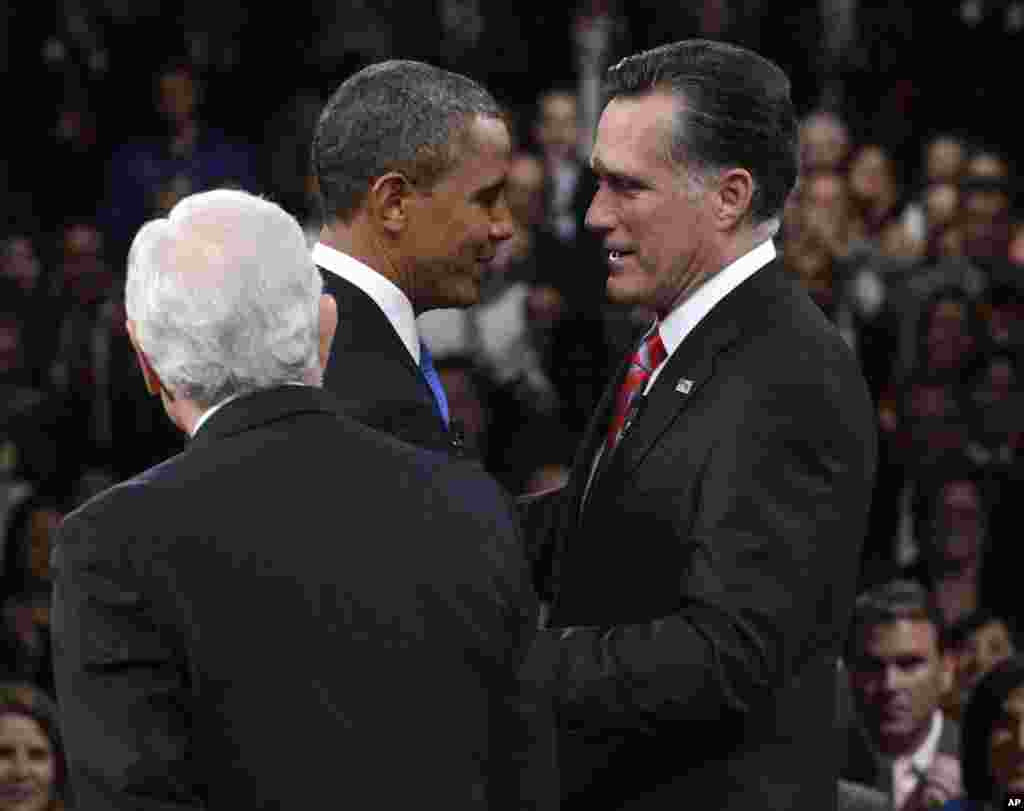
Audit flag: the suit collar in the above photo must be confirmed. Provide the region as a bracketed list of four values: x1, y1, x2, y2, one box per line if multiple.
[188, 385, 343, 451]
[313, 242, 420, 364]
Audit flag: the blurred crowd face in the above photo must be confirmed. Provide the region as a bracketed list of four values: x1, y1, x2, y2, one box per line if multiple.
[535, 91, 579, 164]
[799, 172, 850, 250]
[989, 684, 1024, 793]
[925, 183, 959, 233]
[848, 145, 896, 209]
[966, 151, 1009, 181]
[587, 91, 717, 314]
[848, 619, 952, 756]
[402, 115, 515, 311]
[0, 713, 55, 811]
[799, 112, 850, 174]
[61, 223, 112, 307]
[505, 153, 546, 228]
[925, 136, 965, 184]
[957, 618, 1015, 695]
[157, 67, 198, 131]
[0, 239, 41, 293]
[962, 187, 1011, 260]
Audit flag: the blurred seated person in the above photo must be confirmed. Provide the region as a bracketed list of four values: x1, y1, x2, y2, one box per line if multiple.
[99, 59, 258, 262]
[940, 654, 1024, 810]
[843, 580, 964, 810]
[0, 682, 68, 810]
[942, 608, 1017, 724]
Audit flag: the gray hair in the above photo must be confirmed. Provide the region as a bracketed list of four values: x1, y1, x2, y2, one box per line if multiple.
[312, 59, 503, 223]
[125, 189, 323, 409]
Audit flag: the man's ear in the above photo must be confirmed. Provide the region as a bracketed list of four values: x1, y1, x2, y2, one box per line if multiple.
[367, 172, 415, 234]
[126, 319, 163, 397]
[712, 168, 754, 231]
[318, 293, 338, 375]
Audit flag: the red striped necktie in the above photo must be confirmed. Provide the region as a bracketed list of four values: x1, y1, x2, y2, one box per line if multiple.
[606, 323, 666, 450]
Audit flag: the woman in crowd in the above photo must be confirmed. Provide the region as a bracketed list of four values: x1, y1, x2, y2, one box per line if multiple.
[0, 682, 69, 810]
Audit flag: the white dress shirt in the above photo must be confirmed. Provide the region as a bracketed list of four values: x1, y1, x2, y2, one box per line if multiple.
[645, 237, 776, 392]
[889, 710, 944, 809]
[312, 241, 420, 365]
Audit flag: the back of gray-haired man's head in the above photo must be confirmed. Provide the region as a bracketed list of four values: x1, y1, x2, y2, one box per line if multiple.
[125, 188, 323, 409]
[604, 39, 799, 225]
[312, 59, 503, 223]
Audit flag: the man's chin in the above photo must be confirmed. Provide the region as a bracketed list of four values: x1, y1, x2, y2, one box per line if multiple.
[606, 276, 654, 309]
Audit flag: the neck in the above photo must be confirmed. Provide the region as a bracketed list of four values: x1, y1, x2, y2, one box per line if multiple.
[875, 713, 935, 759]
[319, 221, 410, 298]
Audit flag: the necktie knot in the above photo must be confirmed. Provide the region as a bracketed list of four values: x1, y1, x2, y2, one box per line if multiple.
[606, 324, 666, 449]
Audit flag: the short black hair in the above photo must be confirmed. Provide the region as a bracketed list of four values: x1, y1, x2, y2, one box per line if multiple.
[312, 60, 503, 223]
[603, 39, 799, 224]
[846, 580, 946, 661]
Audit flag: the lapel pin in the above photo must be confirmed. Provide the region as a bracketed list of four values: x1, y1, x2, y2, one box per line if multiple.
[676, 378, 694, 395]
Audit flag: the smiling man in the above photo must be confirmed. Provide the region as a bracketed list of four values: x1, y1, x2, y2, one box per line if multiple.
[844, 580, 964, 809]
[518, 39, 877, 810]
[310, 60, 514, 455]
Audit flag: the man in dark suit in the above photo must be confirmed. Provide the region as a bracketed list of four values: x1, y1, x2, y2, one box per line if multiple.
[310, 60, 514, 455]
[519, 40, 878, 809]
[50, 189, 544, 809]
[843, 580, 964, 809]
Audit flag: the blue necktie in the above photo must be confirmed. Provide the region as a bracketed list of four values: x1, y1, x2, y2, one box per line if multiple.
[419, 340, 450, 427]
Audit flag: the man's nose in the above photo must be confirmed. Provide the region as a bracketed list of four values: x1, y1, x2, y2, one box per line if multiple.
[585, 185, 615, 234]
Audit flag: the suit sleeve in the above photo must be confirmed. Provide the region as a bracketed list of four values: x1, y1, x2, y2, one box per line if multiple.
[51, 513, 205, 810]
[520, 374, 877, 733]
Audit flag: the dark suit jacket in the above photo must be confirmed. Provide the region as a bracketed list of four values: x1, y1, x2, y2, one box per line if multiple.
[51, 385, 543, 810]
[319, 268, 464, 455]
[521, 259, 878, 809]
[841, 713, 960, 795]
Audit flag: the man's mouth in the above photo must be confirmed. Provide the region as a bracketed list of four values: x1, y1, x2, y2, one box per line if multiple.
[608, 248, 635, 264]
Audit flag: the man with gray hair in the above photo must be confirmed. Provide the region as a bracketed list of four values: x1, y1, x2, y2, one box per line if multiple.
[311, 59, 514, 456]
[50, 189, 544, 809]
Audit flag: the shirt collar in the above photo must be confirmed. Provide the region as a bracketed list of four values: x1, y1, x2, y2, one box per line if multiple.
[190, 391, 244, 438]
[312, 241, 420, 364]
[658, 238, 776, 361]
[909, 710, 944, 776]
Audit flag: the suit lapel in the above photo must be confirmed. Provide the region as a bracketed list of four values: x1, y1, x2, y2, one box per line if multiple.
[320, 268, 439, 419]
[566, 326, 645, 524]
[615, 315, 740, 478]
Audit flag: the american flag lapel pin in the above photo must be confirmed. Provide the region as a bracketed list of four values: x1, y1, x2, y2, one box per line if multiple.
[676, 378, 694, 395]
